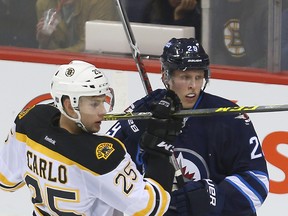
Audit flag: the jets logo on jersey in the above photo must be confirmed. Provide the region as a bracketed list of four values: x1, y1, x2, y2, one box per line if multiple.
[96, 143, 115, 160]
[174, 148, 210, 181]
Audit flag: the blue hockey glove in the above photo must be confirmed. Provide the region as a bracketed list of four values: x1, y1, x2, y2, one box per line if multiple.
[171, 179, 225, 216]
[140, 90, 183, 156]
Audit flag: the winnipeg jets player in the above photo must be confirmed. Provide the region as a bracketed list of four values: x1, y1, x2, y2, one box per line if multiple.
[107, 38, 269, 216]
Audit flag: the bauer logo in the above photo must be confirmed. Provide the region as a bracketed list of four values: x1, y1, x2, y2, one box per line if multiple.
[188, 59, 202, 62]
[96, 143, 115, 160]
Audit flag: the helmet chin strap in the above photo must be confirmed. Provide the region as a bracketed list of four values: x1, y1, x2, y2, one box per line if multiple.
[73, 110, 89, 133]
[60, 108, 89, 133]
[202, 79, 208, 91]
[162, 80, 169, 89]
[193, 79, 208, 109]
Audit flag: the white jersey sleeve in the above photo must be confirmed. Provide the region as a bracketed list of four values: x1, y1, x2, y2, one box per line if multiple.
[0, 124, 26, 191]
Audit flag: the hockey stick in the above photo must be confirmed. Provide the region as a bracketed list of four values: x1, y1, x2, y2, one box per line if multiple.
[114, 0, 152, 95]
[114, 0, 185, 188]
[104, 104, 288, 121]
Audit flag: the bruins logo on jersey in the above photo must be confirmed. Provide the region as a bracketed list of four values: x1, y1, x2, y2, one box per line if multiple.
[96, 143, 115, 160]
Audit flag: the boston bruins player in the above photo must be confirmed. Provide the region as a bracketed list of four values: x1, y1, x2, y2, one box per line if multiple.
[0, 60, 181, 215]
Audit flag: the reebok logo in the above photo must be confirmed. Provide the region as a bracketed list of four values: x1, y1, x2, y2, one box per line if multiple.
[44, 136, 56, 145]
[157, 141, 174, 152]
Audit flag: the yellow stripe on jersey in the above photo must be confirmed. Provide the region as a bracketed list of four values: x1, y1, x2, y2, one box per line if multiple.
[0, 173, 25, 191]
[134, 183, 155, 216]
[148, 178, 170, 216]
[15, 132, 100, 176]
[134, 178, 170, 216]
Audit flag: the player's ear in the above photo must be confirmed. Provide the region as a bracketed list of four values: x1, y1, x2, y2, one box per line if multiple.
[62, 97, 77, 117]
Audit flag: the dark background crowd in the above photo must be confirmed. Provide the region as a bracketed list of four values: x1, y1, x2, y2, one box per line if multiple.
[0, 0, 287, 71]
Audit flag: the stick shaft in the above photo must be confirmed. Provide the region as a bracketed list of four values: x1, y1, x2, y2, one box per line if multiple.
[114, 0, 152, 94]
[114, 0, 185, 188]
[104, 104, 288, 121]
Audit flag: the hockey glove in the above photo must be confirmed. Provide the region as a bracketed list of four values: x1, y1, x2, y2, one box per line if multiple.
[141, 90, 183, 192]
[140, 89, 183, 156]
[171, 179, 225, 216]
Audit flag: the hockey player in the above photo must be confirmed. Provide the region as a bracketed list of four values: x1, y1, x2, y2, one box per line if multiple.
[0, 60, 182, 215]
[107, 38, 270, 216]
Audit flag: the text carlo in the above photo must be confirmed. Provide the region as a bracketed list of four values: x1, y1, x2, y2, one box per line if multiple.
[26, 150, 67, 184]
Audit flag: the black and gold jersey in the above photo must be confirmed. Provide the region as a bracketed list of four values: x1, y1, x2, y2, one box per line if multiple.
[0, 104, 170, 215]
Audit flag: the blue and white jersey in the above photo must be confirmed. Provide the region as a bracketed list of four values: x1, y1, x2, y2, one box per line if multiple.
[107, 89, 269, 216]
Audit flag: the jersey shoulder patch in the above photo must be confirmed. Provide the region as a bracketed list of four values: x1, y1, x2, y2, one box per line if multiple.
[65, 134, 127, 175]
[95, 142, 116, 160]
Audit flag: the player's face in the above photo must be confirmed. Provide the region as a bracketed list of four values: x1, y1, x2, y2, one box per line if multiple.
[169, 69, 205, 109]
[78, 95, 107, 133]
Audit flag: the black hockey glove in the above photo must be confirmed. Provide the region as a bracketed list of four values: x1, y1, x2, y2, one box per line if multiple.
[140, 89, 183, 156]
[141, 90, 183, 192]
[171, 179, 225, 216]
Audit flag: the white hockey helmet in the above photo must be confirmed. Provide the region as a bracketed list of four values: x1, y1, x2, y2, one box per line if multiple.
[51, 60, 114, 122]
